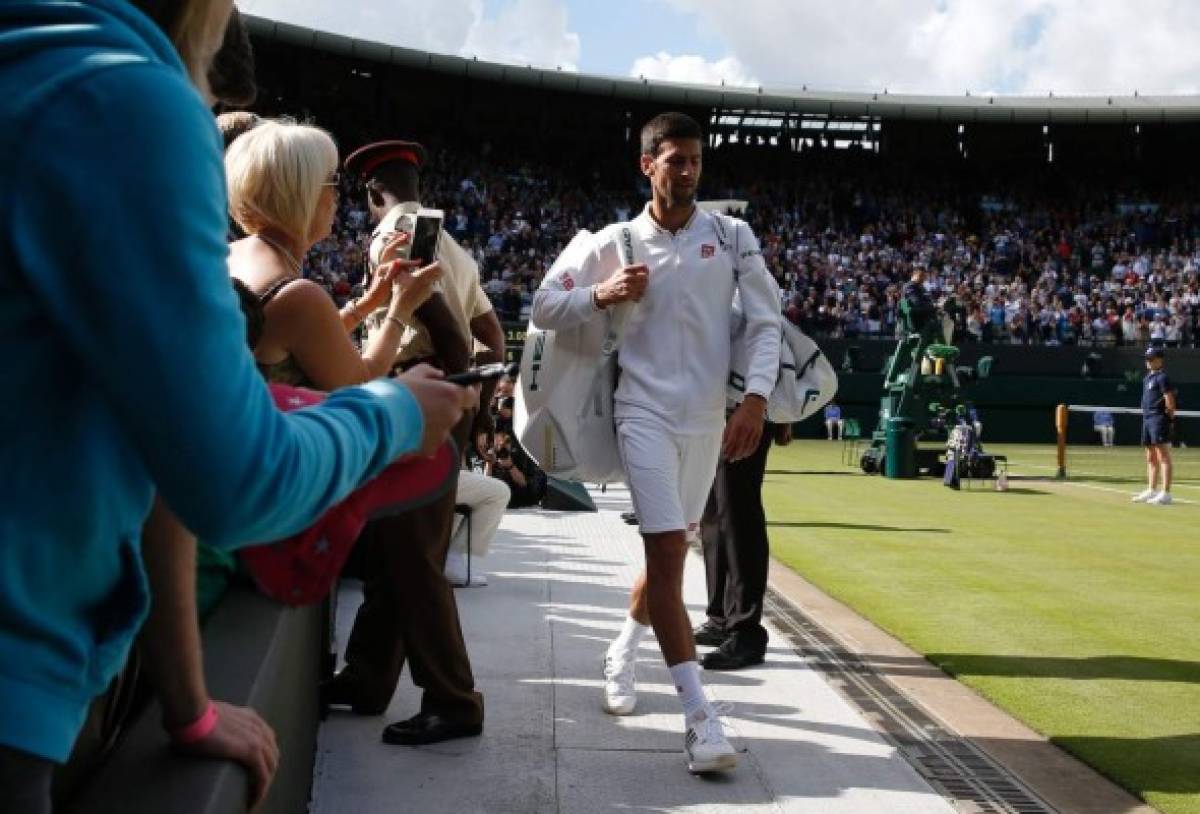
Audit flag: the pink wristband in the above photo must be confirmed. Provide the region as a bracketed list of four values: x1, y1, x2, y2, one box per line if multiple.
[171, 701, 219, 745]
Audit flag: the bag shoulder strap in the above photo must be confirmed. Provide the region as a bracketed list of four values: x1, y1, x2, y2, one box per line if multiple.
[601, 223, 638, 356]
[710, 211, 742, 281]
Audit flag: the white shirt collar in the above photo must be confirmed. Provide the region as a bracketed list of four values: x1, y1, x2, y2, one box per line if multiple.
[635, 201, 702, 239]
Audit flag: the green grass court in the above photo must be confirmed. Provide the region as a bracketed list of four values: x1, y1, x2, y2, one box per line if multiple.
[765, 439, 1199, 814]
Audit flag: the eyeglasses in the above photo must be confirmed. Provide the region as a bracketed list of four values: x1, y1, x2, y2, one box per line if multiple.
[322, 171, 342, 188]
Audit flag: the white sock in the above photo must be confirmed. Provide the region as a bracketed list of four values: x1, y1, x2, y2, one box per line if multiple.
[608, 616, 650, 660]
[669, 661, 707, 719]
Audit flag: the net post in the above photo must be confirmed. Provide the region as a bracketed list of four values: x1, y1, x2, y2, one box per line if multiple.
[1055, 403, 1068, 478]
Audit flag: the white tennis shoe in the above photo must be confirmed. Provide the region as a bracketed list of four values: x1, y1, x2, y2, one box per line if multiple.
[602, 653, 637, 716]
[684, 703, 738, 773]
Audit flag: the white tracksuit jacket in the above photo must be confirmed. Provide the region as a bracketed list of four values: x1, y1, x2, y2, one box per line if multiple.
[532, 204, 781, 435]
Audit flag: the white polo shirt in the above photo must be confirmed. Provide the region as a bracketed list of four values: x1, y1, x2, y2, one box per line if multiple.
[532, 203, 781, 436]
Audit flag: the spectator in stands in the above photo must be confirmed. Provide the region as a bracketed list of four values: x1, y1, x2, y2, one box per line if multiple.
[902, 265, 936, 333]
[824, 402, 844, 440]
[1094, 410, 1116, 447]
[0, 2, 470, 811]
[444, 471, 511, 588]
[215, 110, 260, 151]
[224, 120, 443, 387]
[255, 63, 1200, 354]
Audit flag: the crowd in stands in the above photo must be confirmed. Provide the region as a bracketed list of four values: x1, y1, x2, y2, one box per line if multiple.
[9, 1, 1200, 811]
[301, 143, 1200, 349]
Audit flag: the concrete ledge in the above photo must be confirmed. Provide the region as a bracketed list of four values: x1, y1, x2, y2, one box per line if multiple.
[67, 587, 323, 814]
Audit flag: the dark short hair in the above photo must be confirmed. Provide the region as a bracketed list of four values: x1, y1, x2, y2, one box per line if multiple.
[640, 112, 703, 157]
[208, 8, 257, 108]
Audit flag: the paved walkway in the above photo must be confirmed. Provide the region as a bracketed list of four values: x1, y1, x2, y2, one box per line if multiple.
[312, 487, 958, 814]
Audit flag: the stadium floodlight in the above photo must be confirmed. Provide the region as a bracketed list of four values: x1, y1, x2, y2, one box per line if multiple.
[1054, 403, 1199, 478]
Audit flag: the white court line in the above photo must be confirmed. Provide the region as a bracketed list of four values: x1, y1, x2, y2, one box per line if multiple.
[1015, 463, 1197, 504]
[1015, 460, 1200, 493]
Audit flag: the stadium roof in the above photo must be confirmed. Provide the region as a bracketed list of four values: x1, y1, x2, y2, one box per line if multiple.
[243, 13, 1200, 125]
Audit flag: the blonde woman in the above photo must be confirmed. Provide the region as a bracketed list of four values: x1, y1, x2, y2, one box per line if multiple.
[0, 1, 468, 808]
[225, 119, 441, 389]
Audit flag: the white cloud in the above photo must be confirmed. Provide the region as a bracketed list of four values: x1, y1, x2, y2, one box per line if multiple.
[463, 0, 580, 70]
[658, 0, 1200, 95]
[630, 52, 757, 88]
[239, 0, 579, 71]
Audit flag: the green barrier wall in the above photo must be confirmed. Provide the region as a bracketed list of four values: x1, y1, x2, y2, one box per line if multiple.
[500, 323, 1199, 445]
[821, 373, 1200, 445]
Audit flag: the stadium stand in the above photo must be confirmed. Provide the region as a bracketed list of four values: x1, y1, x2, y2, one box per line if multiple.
[233, 21, 1200, 351]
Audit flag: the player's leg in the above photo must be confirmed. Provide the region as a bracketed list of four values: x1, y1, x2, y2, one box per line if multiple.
[672, 432, 737, 773]
[603, 418, 681, 715]
[642, 530, 694, 666]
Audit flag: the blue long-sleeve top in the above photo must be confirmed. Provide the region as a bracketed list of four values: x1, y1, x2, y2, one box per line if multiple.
[0, 0, 425, 761]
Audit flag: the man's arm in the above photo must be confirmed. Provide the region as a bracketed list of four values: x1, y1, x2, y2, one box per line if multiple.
[14, 66, 426, 547]
[471, 309, 506, 365]
[416, 293, 470, 374]
[530, 231, 622, 330]
[723, 220, 782, 461]
[732, 221, 783, 400]
[469, 309, 506, 435]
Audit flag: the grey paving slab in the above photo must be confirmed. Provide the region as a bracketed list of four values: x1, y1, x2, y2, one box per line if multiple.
[312, 485, 957, 814]
[556, 750, 780, 813]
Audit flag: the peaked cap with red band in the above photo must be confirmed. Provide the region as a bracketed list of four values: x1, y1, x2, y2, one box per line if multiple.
[344, 140, 429, 179]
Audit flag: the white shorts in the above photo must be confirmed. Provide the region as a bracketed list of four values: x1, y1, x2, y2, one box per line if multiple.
[616, 415, 722, 537]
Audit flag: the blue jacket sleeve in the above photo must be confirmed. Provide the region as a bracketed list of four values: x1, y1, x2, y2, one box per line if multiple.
[11, 65, 423, 547]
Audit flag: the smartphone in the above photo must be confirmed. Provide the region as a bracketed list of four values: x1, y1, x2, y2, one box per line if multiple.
[409, 207, 444, 264]
[444, 362, 519, 387]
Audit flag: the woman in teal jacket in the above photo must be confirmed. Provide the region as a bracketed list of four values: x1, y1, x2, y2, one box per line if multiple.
[0, 1, 464, 805]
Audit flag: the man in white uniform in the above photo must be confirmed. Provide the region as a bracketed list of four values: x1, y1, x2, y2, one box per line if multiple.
[532, 113, 781, 773]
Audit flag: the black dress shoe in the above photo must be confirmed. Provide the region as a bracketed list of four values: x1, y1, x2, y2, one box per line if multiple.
[693, 621, 730, 647]
[701, 635, 765, 671]
[620, 511, 639, 525]
[381, 712, 483, 746]
[320, 670, 389, 716]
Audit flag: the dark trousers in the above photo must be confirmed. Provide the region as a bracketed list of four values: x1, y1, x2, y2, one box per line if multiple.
[343, 412, 484, 725]
[700, 421, 774, 652]
[0, 746, 53, 814]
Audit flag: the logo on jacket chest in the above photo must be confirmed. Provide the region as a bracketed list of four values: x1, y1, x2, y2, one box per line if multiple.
[700, 244, 715, 259]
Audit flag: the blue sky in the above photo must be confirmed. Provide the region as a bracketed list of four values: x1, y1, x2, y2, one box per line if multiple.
[239, 0, 1200, 96]
[516, 0, 722, 77]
